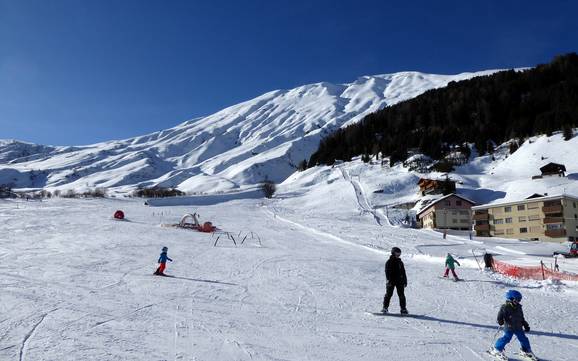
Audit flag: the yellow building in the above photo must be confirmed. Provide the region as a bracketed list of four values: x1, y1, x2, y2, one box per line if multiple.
[472, 194, 578, 242]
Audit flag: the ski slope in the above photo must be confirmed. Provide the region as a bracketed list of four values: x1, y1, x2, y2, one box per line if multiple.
[1, 184, 576, 360]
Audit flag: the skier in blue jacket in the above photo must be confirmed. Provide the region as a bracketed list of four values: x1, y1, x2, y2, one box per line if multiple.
[154, 246, 173, 276]
[489, 290, 537, 360]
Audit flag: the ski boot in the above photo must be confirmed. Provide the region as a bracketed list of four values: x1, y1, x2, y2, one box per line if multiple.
[400, 308, 408, 315]
[380, 307, 388, 314]
[487, 347, 507, 361]
[517, 350, 538, 361]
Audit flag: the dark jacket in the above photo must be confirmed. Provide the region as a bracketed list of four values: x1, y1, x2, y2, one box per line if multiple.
[385, 255, 407, 286]
[158, 251, 172, 264]
[497, 301, 529, 331]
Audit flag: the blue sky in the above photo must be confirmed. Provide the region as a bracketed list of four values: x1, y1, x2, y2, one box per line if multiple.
[1, 0, 577, 145]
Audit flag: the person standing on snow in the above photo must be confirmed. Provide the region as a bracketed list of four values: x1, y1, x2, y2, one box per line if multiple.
[489, 290, 537, 360]
[154, 246, 173, 276]
[443, 253, 461, 280]
[382, 247, 408, 314]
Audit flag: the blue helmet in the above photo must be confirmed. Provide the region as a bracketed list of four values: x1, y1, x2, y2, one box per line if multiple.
[505, 290, 522, 301]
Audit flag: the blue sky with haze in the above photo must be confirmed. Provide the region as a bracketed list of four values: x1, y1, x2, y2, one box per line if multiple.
[1, 0, 577, 145]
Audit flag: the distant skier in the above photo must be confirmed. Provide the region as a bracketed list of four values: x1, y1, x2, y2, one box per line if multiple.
[154, 246, 173, 276]
[484, 252, 495, 271]
[382, 247, 408, 314]
[489, 290, 537, 361]
[443, 253, 461, 281]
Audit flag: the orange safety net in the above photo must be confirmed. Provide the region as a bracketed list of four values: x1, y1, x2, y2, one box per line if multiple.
[493, 260, 578, 281]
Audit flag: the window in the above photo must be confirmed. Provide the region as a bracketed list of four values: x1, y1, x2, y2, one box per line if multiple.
[445, 201, 451, 206]
[518, 216, 526, 222]
[505, 218, 512, 224]
[520, 227, 528, 233]
[506, 229, 514, 235]
[546, 224, 562, 230]
[574, 202, 576, 208]
[494, 219, 504, 224]
[517, 205, 525, 211]
[529, 226, 542, 233]
[527, 202, 539, 210]
[452, 211, 457, 216]
[528, 214, 540, 221]
[460, 219, 470, 223]
[456, 200, 462, 206]
[460, 210, 469, 215]
[453, 219, 458, 224]
[504, 206, 512, 212]
[494, 230, 505, 235]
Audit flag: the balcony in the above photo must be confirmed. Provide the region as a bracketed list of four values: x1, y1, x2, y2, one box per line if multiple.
[473, 213, 489, 221]
[542, 205, 563, 214]
[474, 224, 490, 231]
[543, 217, 564, 224]
[545, 229, 566, 238]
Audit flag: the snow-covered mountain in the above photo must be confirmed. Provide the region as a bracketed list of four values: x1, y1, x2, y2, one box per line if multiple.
[0, 70, 497, 193]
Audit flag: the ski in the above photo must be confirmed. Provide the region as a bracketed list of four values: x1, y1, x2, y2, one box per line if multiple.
[365, 311, 422, 318]
[438, 276, 463, 282]
[515, 351, 539, 361]
[485, 349, 509, 361]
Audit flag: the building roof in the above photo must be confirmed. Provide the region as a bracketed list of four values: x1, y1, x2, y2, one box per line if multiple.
[416, 193, 476, 217]
[472, 193, 578, 210]
[540, 162, 566, 173]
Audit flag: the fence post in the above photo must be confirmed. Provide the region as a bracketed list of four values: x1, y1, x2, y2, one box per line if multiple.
[540, 260, 545, 280]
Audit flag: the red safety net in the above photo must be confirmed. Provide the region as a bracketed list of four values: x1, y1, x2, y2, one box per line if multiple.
[493, 260, 578, 281]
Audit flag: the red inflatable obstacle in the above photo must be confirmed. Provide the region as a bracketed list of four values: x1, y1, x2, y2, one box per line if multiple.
[200, 221, 216, 233]
[161, 213, 218, 233]
[113, 210, 125, 220]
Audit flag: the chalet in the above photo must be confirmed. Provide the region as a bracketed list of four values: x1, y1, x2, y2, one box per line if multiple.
[532, 162, 566, 179]
[417, 194, 476, 230]
[472, 193, 578, 242]
[417, 177, 456, 196]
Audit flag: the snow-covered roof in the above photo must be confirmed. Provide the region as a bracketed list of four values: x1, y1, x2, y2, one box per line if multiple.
[416, 193, 476, 216]
[472, 193, 578, 210]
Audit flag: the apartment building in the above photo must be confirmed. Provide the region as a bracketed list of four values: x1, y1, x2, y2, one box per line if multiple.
[417, 194, 475, 230]
[472, 194, 578, 242]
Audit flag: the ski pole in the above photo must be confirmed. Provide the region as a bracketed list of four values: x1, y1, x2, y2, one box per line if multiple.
[490, 325, 502, 348]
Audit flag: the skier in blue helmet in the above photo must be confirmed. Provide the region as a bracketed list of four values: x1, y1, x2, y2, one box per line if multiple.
[488, 290, 537, 361]
[154, 246, 173, 276]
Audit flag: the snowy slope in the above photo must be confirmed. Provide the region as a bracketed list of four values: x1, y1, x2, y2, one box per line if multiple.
[0, 186, 576, 360]
[0, 70, 496, 194]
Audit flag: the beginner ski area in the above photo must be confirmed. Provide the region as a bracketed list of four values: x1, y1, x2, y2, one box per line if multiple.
[1, 181, 576, 360]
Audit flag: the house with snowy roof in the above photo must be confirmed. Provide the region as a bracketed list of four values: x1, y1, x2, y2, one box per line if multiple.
[416, 194, 476, 230]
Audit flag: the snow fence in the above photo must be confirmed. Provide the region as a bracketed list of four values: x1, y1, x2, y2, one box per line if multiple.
[493, 259, 578, 281]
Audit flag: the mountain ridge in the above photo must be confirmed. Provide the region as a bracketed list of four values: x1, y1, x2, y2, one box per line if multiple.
[0, 70, 499, 193]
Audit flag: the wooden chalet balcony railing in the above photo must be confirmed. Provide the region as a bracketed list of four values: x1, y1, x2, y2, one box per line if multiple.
[473, 213, 489, 221]
[545, 229, 566, 238]
[474, 224, 490, 231]
[542, 205, 563, 214]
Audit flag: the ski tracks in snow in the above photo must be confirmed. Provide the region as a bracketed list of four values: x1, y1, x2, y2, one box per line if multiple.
[338, 166, 385, 226]
[18, 308, 57, 361]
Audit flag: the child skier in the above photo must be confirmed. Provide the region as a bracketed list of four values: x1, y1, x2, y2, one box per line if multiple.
[489, 290, 537, 361]
[382, 246, 408, 315]
[154, 246, 173, 276]
[443, 253, 461, 281]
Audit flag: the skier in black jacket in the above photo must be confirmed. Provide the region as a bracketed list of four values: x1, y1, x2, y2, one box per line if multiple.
[382, 246, 408, 314]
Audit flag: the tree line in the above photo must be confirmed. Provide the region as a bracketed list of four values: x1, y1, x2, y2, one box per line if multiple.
[308, 53, 578, 167]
